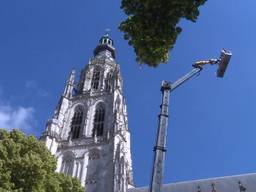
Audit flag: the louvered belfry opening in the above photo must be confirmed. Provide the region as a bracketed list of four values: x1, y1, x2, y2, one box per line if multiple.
[93, 104, 105, 136]
[71, 108, 83, 139]
[91, 69, 100, 90]
[105, 72, 113, 92]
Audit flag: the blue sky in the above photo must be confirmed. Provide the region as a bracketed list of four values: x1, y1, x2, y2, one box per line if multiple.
[1, 0, 256, 187]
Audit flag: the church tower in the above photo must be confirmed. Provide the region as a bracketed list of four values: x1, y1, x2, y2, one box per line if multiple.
[41, 34, 134, 192]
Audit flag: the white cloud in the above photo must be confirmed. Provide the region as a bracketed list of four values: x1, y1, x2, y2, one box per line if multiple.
[0, 104, 35, 131]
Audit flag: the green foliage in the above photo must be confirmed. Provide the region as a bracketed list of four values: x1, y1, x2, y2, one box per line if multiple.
[0, 129, 84, 192]
[119, 0, 207, 67]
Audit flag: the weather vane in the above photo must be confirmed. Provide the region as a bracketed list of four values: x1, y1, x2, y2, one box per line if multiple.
[105, 28, 111, 36]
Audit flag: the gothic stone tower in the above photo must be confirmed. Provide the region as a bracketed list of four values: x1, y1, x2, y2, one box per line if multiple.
[41, 34, 134, 192]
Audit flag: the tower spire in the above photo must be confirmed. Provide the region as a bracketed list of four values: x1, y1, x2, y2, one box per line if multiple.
[63, 69, 75, 98]
[93, 32, 115, 58]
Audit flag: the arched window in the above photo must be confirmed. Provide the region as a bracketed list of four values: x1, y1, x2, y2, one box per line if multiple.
[105, 73, 113, 92]
[61, 155, 74, 176]
[71, 108, 83, 139]
[93, 104, 105, 136]
[91, 69, 100, 90]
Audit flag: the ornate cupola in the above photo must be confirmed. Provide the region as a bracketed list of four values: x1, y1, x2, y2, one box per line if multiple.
[93, 33, 115, 58]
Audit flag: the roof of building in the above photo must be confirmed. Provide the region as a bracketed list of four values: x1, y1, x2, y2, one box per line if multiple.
[128, 173, 256, 192]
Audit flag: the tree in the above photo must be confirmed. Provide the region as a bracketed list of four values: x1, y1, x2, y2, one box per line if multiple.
[119, 0, 207, 67]
[0, 129, 84, 192]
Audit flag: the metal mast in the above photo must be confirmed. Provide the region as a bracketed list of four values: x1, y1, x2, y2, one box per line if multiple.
[149, 81, 171, 192]
[149, 49, 232, 192]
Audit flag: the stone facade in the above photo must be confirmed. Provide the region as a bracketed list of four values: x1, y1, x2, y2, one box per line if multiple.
[41, 34, 134, 192]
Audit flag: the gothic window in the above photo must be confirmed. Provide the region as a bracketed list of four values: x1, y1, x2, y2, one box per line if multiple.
[93, 104, 105, 136]
[105, 73, 113, 92]
[91, 69, 100, 90]
[71, 108, 83, 139]
[61, 156, 74, 176]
